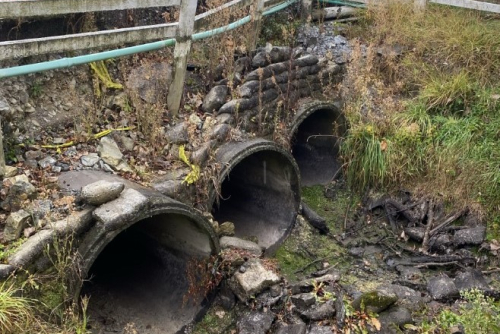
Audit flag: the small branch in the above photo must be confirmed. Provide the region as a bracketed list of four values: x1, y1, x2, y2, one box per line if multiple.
[430, 209, 467, 236]
[482, 268, 500, 275]
[415, 261, 463, 269]
[421, 199, 434, 253]
[294, 256, 329, 274]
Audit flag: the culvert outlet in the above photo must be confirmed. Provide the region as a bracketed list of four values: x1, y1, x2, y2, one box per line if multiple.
[290, 101, 348, 186]
[211, 139, 301, 254]
[58, 171, 219, 334]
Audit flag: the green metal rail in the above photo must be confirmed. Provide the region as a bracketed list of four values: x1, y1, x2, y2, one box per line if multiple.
[0, 0, 302, 79]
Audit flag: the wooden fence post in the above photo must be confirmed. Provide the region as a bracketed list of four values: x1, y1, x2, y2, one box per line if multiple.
[302, 0, 313, 21]
[0, 116, 5, 177]
[249, 0, 265, 51]
[167, 0, 197, 116]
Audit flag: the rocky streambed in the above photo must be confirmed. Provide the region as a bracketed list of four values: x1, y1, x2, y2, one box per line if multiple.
[187, 182, 500, 334]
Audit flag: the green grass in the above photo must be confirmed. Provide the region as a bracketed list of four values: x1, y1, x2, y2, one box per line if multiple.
[409, 289, 500, 333]
[340, 2, 500, 238]
[0, 282, 35, 333]
[274, 185, 355, 281]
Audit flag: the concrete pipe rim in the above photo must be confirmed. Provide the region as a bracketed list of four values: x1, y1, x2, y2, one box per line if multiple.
[210, 138, 301, 254]
[289, 99, 348, 186]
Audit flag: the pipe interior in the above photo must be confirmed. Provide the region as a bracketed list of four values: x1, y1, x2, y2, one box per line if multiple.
[81, 213, 212, 334]
[212, 150, 299, 252]
[291, 108, 345, 186]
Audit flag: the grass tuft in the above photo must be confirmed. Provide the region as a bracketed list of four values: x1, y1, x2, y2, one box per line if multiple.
[0, 283, 35, 333]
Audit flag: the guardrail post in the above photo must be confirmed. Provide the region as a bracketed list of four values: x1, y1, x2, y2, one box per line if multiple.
[301, 0, 313, 21]
[167, 0, 198, 116]
[0, 116, 5, 177]
[249, 0, 266, 51]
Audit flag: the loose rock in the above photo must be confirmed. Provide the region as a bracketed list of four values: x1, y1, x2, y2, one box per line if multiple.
[98, 136, 124, 168]
[275, 323, 307, 334]
[220, 236, 262, 256]
[454, 226, 486, 246]
[81, 153, 100, 167]
[427, 275, 459, 300]
[297, 299, 335, 321]
[454, 269, 490, 292]
[237, 311, 275, 334]
[81, 180, 125, 206]
[352, 287, 398, 313]
[219, 221, 235, 237]
[4, 210, 32, 241]
[229, 258, 280, 301]
[202, 85, 228, 113]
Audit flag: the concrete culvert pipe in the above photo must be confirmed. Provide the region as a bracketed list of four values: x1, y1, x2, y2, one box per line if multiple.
[211, 139, 301, 254]
[290, 101, 348, 186]
[58, 171, 219, 334]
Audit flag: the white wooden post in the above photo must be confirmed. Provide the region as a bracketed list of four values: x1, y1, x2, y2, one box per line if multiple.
[249, 0, 265, 51]
[167, 0, 197, 115]
[0, 116, 5, 177]
[302, 0, 313, 21]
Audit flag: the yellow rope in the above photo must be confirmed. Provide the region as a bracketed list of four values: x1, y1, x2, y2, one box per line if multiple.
[20, 126, 134, 154]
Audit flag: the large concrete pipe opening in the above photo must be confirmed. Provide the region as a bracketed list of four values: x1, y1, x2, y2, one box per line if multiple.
[58, 171, 219, 334]
[211, 139, 301, 253]
[290, 101, 348, 186]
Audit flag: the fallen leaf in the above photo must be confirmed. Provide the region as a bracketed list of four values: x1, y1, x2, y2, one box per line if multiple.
[371, 317, 381, 331]
[380, 140, 387, 151]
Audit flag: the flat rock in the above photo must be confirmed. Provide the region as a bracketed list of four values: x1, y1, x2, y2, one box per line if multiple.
[454, 269, 490, 292]
[81, 180, 125, 206]
[380, 284, 424, 310]
[93, 188, 148, 231]
[98, 136, 123, 168]
[378, 306, 412, 332]
[219, 236, 262, 256]
[229, 258, 280, 301]
[352, 286, 398, 313]
[291, 293, 317, 309]
[427, 274, 459, 300]
[307, 325, 334, 334]
[38, 156, 56, 169]
[237, 311, 275, 334]
[453, 226, 486, 246]
[4, 166, 17, 177]
[275, 323, 307, 334]
[1, 180, 36, 211]
[4, 209, 32, 241]
[290, 273, 340, 295]
[165, 122, 188, 144]
[396, 266, 423, 281]
[80, 153, 100, 167]
[297, 299, 335, 321]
